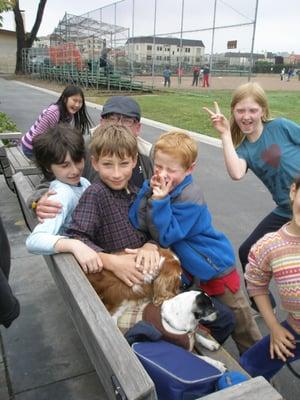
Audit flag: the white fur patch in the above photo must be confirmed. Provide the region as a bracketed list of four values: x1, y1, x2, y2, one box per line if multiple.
[196, 355, 227, 373]
[195, 332, 220, 351]
[161, 291, 200, 332]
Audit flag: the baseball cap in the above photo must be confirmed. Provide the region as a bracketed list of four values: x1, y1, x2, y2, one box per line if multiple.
[101, 96, 141, 121]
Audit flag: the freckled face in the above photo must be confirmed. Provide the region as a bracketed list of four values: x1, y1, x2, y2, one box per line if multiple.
[153, 150, 191, 191]
[233, 97, 264, 142]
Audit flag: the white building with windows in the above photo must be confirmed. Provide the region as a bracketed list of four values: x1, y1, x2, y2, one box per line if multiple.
[125, 36, 205, 66]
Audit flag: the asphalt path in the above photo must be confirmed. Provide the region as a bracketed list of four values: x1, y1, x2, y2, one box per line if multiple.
[0, 77, 298, 399]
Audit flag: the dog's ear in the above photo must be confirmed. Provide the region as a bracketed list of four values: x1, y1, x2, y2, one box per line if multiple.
[152, 249, 182, 305]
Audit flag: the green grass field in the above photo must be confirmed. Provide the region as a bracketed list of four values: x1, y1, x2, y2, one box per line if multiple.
[87, 90, 300, 138]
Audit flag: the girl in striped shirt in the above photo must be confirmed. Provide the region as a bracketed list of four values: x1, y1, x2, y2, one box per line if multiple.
[240, 176, 300, 380]
[21, 85, 91, 159]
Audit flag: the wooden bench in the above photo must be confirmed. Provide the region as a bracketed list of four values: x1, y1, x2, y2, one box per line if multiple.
[0, 132, 41, 193]
[12, 171, 157, 400]
[11, 170, 283, 400]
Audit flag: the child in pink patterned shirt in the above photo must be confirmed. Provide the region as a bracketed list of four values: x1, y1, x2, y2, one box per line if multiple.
[240, 175, 300, 380]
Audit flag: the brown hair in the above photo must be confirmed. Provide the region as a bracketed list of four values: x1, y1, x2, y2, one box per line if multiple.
[230, 82, 271, 147]
[153, 130, 197, 169]
[90, 124, 138, 161]
[32, 124, 85, 180]
[293, 176, 300, 191]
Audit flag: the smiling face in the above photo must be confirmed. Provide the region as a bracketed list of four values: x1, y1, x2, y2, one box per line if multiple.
[153, 150, 194, 191]
[65, 94, 83, 114]
[233, 96, 264, 142]
[92, 154, 137, 190]
[50, 152, 85, 186]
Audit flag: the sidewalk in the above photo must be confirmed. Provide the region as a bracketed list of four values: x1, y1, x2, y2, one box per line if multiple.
[0, 177, 105, 399]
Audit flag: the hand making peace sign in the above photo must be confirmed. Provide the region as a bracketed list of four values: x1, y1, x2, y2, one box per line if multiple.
[203, 101, 231, 137]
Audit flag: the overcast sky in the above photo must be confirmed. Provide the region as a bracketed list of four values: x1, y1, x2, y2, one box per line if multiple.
[1, 0, 299, 54]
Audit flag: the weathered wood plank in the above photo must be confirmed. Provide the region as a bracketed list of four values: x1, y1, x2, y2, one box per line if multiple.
[12, 171, 157, 400]
[46, 254, 156, 400]
[6, 147, 40, 175]
[200, 376, 283, 400]
[0, 132, 23, 140]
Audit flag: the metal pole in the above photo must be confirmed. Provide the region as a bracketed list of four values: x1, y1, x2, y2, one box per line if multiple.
[209, 0, 217, 84]
[113, 3, 117, 73]
[178, 0, 185, 86]
[151, 0, 157, 88]
[248, 0, 259, 81]
[131, 0, 135, 77]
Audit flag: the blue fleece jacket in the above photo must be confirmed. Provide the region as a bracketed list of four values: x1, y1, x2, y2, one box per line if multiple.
[129, 175, 236, 282]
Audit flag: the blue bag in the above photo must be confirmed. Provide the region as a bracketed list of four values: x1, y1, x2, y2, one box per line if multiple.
[132, 340, 223, 400]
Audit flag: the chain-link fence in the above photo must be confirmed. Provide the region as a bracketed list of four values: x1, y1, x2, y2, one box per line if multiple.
[22, 0, 259, 90]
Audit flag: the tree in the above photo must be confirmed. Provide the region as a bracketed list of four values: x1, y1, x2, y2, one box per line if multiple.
[13, 0, 47, 74]
[0, 0, 13, 26]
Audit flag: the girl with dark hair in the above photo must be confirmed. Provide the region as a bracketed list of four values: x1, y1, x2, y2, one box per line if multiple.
[21, 85, 92, 159]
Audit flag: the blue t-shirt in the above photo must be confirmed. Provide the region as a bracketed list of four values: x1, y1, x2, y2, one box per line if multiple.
[236, 118, 300, 218]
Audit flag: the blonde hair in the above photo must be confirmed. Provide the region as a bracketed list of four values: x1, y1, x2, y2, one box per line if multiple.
[90, 124, 138, 161]
[153, 130, 197, 169]
[230, 82, 271, 147]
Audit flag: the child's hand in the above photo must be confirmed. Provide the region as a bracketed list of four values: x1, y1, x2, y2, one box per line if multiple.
[36, 190, 62, 223]
[150, 173, 173, 200]
[72, 241, 103, 274]
[270, 323, 296, 361]
[125, 243, 160, 274]
[203, 102, 231, 137]
[55, 238, 103, 274]
[109, 253, 145, 287]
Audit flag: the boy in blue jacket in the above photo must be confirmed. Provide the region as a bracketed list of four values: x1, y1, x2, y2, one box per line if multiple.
[129, 130, 261, 354]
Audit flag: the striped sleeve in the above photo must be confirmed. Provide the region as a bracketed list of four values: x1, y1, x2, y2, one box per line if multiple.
[21, 104, 60, 150]
[244, 233, 276, 298]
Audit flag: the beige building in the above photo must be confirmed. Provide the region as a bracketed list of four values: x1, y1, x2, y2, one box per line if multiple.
[0, 29, 17, 73]
[125, 36, 205, 66]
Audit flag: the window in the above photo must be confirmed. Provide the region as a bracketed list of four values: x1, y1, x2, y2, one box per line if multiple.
[157, 46, 162, 51]
[146, 55, 152, 60]
[147, 45, 152, 51]
[185, 48, 190, 53]
[156, 56, 162, 60]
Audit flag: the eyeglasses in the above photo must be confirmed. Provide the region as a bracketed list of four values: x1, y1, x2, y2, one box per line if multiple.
[104, 114, 138, 127]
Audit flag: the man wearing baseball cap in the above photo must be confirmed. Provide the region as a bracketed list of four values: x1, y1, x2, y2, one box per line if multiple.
[30, 96, 153, 218]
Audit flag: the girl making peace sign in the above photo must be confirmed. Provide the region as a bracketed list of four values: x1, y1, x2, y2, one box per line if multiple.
[204, 82, 300, 311]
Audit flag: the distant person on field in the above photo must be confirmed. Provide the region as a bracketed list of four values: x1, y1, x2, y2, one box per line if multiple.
[192, 66, 200, 86]
[202, 64, 210, 88]
[287, 67, 293, 81]
[163, 66, 171, 87]
[280, 68, 285, 81]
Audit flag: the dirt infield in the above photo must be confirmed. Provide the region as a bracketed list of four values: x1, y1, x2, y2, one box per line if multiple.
[136, 73, 300, 92]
